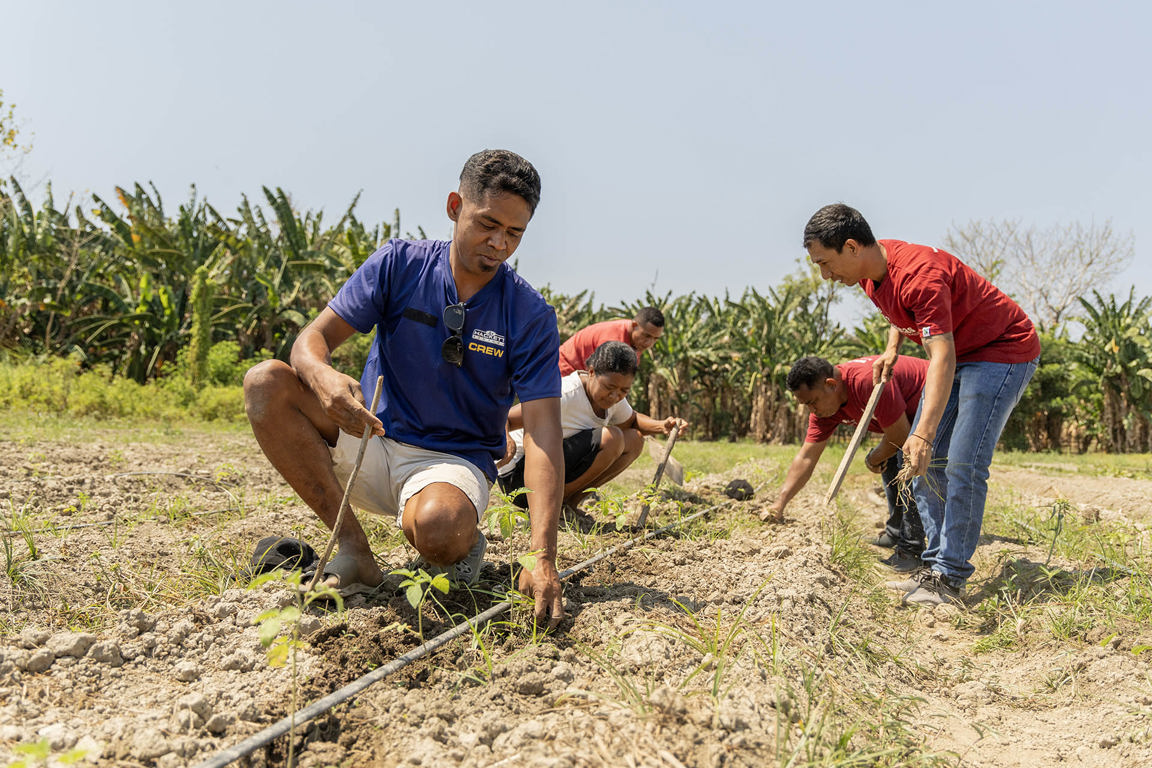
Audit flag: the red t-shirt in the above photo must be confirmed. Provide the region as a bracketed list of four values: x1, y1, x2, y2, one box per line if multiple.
[558, 319, 638, 375]
[805, 355, 929, 443]
[863, 240, 1040, 364]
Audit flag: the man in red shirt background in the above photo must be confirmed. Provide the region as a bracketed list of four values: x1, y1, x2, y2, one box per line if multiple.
[558, 306, 665, 375]
[768, 355, 929, 572]
[804, 203, 1039, 607]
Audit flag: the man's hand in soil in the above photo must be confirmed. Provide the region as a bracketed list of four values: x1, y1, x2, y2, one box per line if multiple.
[518, 556, 565, 629]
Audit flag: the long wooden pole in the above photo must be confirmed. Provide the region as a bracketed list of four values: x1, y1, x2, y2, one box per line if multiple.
[823, 379, 886, 506]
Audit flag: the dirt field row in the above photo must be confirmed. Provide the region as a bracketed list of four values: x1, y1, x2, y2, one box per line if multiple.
[1, 425, 1151, 767]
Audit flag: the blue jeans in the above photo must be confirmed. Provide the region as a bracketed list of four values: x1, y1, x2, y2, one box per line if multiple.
[881, 452, 925, 555]
[912, 357, 1038, 583]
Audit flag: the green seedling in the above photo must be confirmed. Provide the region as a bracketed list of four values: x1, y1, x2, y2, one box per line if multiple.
[392, 567, 450, 641]
[6, 738, 89, 767]
[251, 569, 343, 768]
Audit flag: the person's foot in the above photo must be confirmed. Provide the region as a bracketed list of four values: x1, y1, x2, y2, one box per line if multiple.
[883, 565, 933, 594]
[878, 549, 924, 573]
[564, 490, 597, 509]
[315, 550, 385, 595]
[451, 530, 488, 586]
[903, 571, 965, 607]
[870, 532, 898, 548]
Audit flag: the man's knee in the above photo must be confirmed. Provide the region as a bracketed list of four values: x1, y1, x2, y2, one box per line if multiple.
[403, 488, 477, 564]
[620, 428, 644, 459]
[599, 426, 626, 457]
[243, 359, 295, 421]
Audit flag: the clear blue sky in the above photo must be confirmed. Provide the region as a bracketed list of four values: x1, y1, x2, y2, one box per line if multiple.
[2, 0, 1148, 324]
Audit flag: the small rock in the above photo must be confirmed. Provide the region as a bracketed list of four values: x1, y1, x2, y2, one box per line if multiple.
[73, 734, 104, 762]
[174, 661, 201, 682]
[88, 640, 124, 667]
[47, 632, 96, 658]
[176, 693, 212, 720]
[120, 608, 156, 634]
[204, 713, 235, 734]
[1099, 735, 1120, 748]
[0, 725, 24, 741]
[168, 619, 195, 645]
[172, 710, 204, 731]
[220, 650, 256, 672]
[19, 627, 50, 649]
[37, 722, 77, 751]
[297, 615, 323, 639]
[512, 673, 548, 696]
[550, 662, 574, 682]
[130, 728, 172, 760]
[25, 649, 55, 674]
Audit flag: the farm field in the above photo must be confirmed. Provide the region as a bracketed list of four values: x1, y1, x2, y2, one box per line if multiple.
[2, 416, 1151, 767]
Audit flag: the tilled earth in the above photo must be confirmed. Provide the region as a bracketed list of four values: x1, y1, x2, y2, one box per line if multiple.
[1, 423, 1151, 767]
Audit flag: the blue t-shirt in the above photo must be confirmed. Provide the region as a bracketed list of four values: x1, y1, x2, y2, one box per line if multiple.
[328, 239, 560, 481]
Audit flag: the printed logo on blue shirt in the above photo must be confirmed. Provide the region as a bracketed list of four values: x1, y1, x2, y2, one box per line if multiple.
[470, 328, 505, 358]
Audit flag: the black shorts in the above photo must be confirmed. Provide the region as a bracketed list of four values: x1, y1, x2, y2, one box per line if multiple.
[497, 428, 603, 508]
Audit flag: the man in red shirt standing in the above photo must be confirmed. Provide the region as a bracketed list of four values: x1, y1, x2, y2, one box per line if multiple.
[558, 306, 665, 375]
[804, 204, 1039, 607]
[768, 355, 929, 572]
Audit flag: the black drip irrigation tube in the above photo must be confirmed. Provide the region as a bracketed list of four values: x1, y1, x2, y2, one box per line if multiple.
[193, 501, 728, 768]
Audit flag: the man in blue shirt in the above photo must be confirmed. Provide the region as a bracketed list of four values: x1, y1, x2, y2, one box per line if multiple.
[244, 150, 565, 627]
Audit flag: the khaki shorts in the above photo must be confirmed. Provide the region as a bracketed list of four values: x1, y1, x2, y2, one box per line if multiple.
[330, 432, 490, 526]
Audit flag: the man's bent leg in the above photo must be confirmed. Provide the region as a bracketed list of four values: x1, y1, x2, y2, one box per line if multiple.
[243, 360, 383, 588]
[564, 427, 624, 504]
[913, 377, 960, 573]
[880, 457, 905, 543]
[572, 427, 644, 499]
[886, 453, 925, 555]
[402, 483, 481, 566]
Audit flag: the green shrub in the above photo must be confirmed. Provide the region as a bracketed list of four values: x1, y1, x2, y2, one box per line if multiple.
[0, 357, 246, 423]
[191, 385, 245, 422]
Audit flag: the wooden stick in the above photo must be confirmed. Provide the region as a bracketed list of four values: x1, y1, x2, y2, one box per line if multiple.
[306, 375, 384, 593]
[823, 379, 886, 506]
[636, 424, 681, 528]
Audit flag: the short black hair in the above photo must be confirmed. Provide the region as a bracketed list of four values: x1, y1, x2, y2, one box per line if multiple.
[786, 356, 835, 392]
[586, 341, 638, 376]
[634, 306, 665, 328]
[459, 149, 542, 215]
[802, 203, 877, 251]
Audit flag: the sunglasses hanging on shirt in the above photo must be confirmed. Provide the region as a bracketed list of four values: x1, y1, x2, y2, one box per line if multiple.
[441, 302, 467, 367]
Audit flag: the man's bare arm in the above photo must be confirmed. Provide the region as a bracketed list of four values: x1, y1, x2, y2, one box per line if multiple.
[290, 307, 383, 437]
[866, 413, 912, 473]
[902, 333, 956, 476]
[769, 440, 827, 516]
[518, 396, 565, 628]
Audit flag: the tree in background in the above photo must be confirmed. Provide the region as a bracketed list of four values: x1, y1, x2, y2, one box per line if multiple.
[1075, 289, 1152, 453]
[943, 219, 1134, 330]
[0, 89, 33, 184]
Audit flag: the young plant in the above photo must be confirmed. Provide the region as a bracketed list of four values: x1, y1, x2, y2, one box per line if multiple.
[252, 570, 342, 768]
[6, 738, 89, 767]
[391, 566, 451, 641]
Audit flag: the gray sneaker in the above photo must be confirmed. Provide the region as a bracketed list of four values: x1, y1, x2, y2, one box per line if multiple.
[452, 530, 488, 587]
[903, 571, 965, 607]
[878, 549, 924, 573]
[884, 565, 933, 593]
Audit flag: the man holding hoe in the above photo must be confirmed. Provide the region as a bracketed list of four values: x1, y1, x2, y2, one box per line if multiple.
[804, 204, 1039, 607]
[767, 354, 929, 571]
[244, 149, 566, 627]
